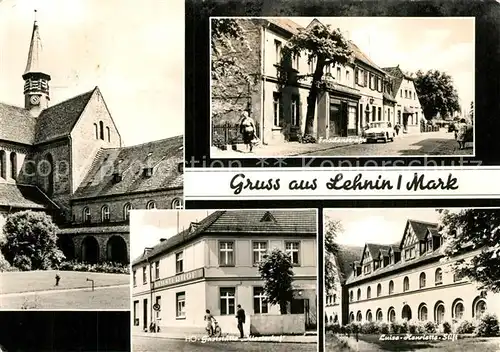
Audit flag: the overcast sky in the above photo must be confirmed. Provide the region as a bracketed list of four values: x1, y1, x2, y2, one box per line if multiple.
[325, 208, 445, 247]
[292, 17, 474, 111]
[0, 0, 184, 146]
[129, 210, 216, 261]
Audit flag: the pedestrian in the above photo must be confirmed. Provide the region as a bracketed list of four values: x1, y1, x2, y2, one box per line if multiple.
[204, 309, 215, 336]
[239, 110, 256, 153]
[394, 124, 400, 136]
[235, 304, 246, 338]
[55, 273, 60, 286]
[456, 118, 468, 150]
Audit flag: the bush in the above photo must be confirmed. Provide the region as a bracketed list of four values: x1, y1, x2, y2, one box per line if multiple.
[455, 320, 476, 334]
[58, 260, 130, 274]
[327, 323, 341, 334]
[299, 134, 317, 144]
[476, 313, 500, 337]
[390, 320, 408, 334]
[424, 321, 437, 333]
[13, 255, 32, 271]
[360, 321, 377, 334]
[212, 134, 226, 149]
[377, 321, 389, 334]
[442, 321, 452, 333]
[408, 320, 422, 334]
[0, 251, 16, 272]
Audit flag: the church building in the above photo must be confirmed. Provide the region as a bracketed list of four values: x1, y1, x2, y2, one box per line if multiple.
[0, 18, 183, 264]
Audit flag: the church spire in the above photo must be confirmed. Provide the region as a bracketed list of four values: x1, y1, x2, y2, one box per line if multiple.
[23, 10, 51, 116]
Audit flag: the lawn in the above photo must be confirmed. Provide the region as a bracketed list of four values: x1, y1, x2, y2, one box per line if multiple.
[0, 270, 130, 294]
[353, 334, 500, 352]
[0, 285, 130, 309]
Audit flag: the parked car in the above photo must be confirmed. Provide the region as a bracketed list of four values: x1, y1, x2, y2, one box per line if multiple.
[363, 121, 395, 143]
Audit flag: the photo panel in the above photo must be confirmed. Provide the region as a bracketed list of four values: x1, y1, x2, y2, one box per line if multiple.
[130, 208, 319, 351]
[0, 311, 130, 352]
[323, 207, 500, 351]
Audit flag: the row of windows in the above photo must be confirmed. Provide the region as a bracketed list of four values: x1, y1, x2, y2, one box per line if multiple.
[133, 240, 302, 286]
[401, 89, 418, 100]
[326, 294, 337, 306]
[81, 198, 183, 223]
[93, 121, 111, 142]
[348, 297, 487, 324]
[350, 268, 464, 302]
[0, 150, 17, 180]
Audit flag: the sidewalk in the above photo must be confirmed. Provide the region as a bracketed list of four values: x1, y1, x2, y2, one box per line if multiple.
[133, 331, 317, 343]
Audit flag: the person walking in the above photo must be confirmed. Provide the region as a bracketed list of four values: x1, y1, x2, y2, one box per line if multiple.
[235, 304, 246, 339]
[456, 118, 468, 150]
[239, 110, 256, 153]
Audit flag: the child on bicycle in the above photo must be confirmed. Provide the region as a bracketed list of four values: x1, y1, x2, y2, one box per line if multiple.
[204, 309, 216, 336]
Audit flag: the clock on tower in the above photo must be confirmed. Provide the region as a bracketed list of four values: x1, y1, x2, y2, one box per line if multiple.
[30, 95, 40, 106]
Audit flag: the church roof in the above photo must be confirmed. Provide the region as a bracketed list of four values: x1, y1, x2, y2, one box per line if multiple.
[24, 20, 49, 77]
[73, 135, 183, 200]
[34, 88, 96, 144]
[0, 183, 58, 210]
[0, 103, 37, 144]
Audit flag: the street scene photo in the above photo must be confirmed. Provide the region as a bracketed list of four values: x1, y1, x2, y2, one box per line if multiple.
[0, 1, 183, 309]
[211, 17, 474, 158]
[324, 208, 500, 352]
[131, 209, 318, 352]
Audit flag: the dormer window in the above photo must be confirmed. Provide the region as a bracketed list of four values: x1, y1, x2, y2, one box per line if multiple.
[260, 211, 276, 223]
[143, 167, 153, 177]
[112, 172, 122, 183]
[101, 205, 110, 223]
[83, 207, 91, 223]
[146, 201, 156, 210]
[178, 162, 184, 173]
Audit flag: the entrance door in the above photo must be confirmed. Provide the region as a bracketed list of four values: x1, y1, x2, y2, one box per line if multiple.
[143, 298, 148, 330]
[403, 114, 409, 132]
[329, 104, 341, 137]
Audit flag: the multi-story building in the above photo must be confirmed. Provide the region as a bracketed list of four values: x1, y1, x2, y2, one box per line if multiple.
[212, 18, 402, 145]
[327, 219, 500, 326]
[383, 66, 425, 133]
[131, 210, 318, 336]
[0, 18, 183, 264]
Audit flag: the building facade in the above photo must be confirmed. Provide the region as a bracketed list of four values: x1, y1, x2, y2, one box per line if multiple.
[132, 210, 318, 336]
[384, 66, 425, 133]
[326, 219, 500, 327]
[212, 18, 419, 146]
[0, 19, 183, 264]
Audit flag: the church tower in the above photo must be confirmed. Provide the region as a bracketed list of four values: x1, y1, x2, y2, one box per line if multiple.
[23, 11, 51, 117]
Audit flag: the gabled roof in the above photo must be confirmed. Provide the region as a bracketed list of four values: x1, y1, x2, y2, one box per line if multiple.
[0, 183, 58, 209]
[34, 88, 96, 144]
[335, 245, 364, 283]
[132, 210, 317, 266]
[349, 41, 386, 74]
[73, 135, 183, 200]
[265, 18, 302, 35]
[0, 103, 37, 144]
[361, 243, 390, 264]
[407, 219, 438, 241]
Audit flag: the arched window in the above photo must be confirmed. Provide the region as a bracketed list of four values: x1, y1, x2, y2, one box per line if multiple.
[403, 276, 410, 292]
[367, 286, 371, 299]
[349, 312, 355, 323]
[366, 310, 373, 322]
[106, 126, 111, 142]
[349, 291, 353, 302]
[473, 298, 487, 319]
[452, 299, 465, 320]
[356, 311, 362, 322]
[123, 203, 132, 221]
[94, 123, 98, 139]
[419, 272, 426, 288]
[389, 280, 394, 294]
[376, 308, 383, 321]
[172, 198, 183, 209]
[377, 283, 382, 297]
[388, 307, 396, 323]
[0, 150, 6, 179]
[435, 268, 443, 285]
[418, 303, 428, 321]
[99, 121, 104, 140]
[10, 152, 17, 180]
[402, 304, 412, 320]
[83, 207, 91, 223]
[146, 201, 156, 210]
[101, 205, 110, 222]
[357, 288, 361, 301]
[434, 301, 445, 324]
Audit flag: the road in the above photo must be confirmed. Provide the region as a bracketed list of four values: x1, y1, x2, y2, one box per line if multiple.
[133, 336, 317, 352]
[304, 130, 473, 157]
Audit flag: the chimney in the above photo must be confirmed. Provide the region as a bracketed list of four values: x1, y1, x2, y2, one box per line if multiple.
[189, 222, 200, 232]
[159, 238, 167, 243]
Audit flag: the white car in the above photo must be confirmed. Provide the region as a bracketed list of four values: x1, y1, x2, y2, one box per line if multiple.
[363, 121, 395, 143]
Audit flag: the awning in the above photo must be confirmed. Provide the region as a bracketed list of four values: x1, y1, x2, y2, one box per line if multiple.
[403, 106, 414, 114]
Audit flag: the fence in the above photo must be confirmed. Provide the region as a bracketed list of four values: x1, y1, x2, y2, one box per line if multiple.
[420, 125, 440, 133]
[213, 121, 260, 146]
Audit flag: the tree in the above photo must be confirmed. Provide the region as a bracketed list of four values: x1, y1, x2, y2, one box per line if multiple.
[413, 70, 461, 120]
[324, 218, 342, 292]
[211, 19, 259, 122]
[281, 21, 353, 138]
[258, 248, 294, 314]
[2, 211, 65, 271]
[439, 208, 500, 293]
